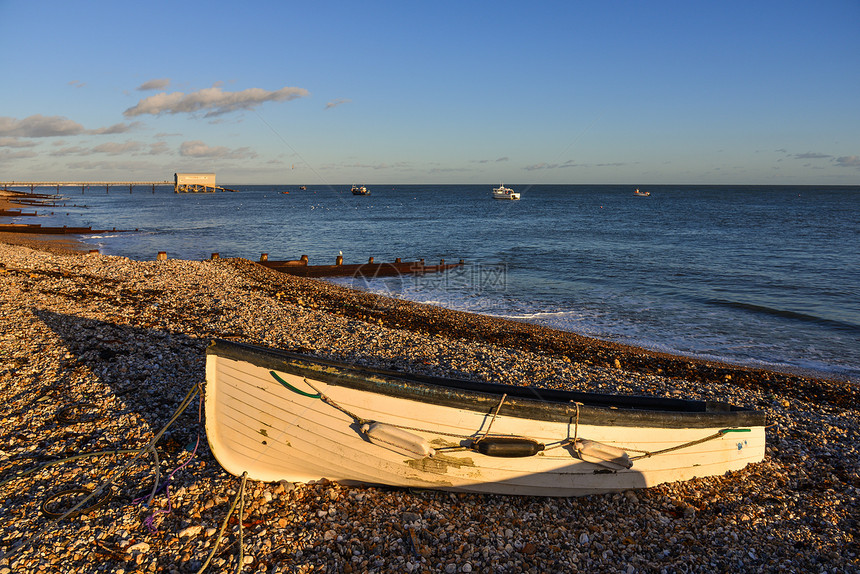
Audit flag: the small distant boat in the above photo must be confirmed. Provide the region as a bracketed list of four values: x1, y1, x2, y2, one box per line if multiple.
[351, 184, 370, 196]
[299, 186, 307, 191]
[280, 191, 290, 195]
[205, 339, 767, 497]
[492, 184, 520, 200]
[633, 188, 650, 197]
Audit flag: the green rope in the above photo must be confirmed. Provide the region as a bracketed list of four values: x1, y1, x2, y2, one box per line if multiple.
[236, 471, 247, 574]
[2, 383, 201, 560]
[269, 371, 321, 398]
[0, 449, 141, 490]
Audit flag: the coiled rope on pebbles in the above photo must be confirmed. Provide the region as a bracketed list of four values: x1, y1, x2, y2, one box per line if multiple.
[0, 382, 201, 562]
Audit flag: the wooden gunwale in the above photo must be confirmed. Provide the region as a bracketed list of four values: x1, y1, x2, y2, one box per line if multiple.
[206, 339, 767, 429]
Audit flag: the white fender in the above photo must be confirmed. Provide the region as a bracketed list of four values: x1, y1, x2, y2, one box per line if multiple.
[572, 438, 632, 470]
[361, 422, 435, 459]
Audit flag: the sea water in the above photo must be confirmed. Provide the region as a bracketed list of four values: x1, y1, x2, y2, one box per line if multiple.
[16, 184, 859, 382]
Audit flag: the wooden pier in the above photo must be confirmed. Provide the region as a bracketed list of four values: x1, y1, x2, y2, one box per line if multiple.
[257, 254, 464, 278]
[0, 181, 172, 193]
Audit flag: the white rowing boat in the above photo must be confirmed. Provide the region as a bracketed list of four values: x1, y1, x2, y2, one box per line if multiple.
[204, 340, 766, 496]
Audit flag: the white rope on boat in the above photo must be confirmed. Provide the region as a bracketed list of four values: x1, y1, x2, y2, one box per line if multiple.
[300, 378, 371, 425]
[272, 373, 749, 464]
[628, 428, 750, 461]
[477, 393, 507, 442]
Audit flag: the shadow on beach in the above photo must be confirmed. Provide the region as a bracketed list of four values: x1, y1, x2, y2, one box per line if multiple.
[32, 308, 208, 450]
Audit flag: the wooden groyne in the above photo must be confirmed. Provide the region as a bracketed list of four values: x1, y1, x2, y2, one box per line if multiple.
[257, 254, 464, 278]
[0, 209, 39, 217]
[5, 199, 73, 208]
[1, 190, 131, 234]
[1, 190, 57, 199]
[0, 223, 135, 235]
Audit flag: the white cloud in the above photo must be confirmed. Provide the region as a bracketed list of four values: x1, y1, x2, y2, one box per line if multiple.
[524, 160, 625, 171]
[148, 141, 170, 155]
[89, 122, 141, 135]
[793, 152, 831, 160]
[0, 115, 86, 137]
[91, 141, 144, 155]
[179, 140, 257, 159]
[49, 145, 90, 157]
[0, 137, 37, 148]
[835, 156, 860, 167]
[325, 98, 351, 109]
[124, 85, 310, 118]
[65, 159, 163, 173]
[329, 161, 413, 171]
[0, 115, 141, 138]
[524, 162, 552, 171]
[473, 157, 510, 164]
[50, 139, 166, 157]
[0, 149, 37, 161]
[137, 78, 171, 91]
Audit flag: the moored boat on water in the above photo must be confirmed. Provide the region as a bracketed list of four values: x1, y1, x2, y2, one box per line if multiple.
[492, 184, 520, 200]
[351, 184, 370, 196]
[205, 340, 767, 497]
[634, 188, 651, 196]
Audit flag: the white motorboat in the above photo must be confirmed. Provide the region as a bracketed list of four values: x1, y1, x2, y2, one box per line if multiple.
[492, 184, 520, 200]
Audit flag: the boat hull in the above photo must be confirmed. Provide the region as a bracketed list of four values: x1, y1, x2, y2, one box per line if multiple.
[205, 340, 766, 496]
[492, 184, 520, 200]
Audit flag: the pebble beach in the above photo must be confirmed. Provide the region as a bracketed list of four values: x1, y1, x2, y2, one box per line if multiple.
[0, 230, 858, 572]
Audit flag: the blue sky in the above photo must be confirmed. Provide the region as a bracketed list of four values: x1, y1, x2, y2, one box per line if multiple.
[1, 0, 859, 185]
